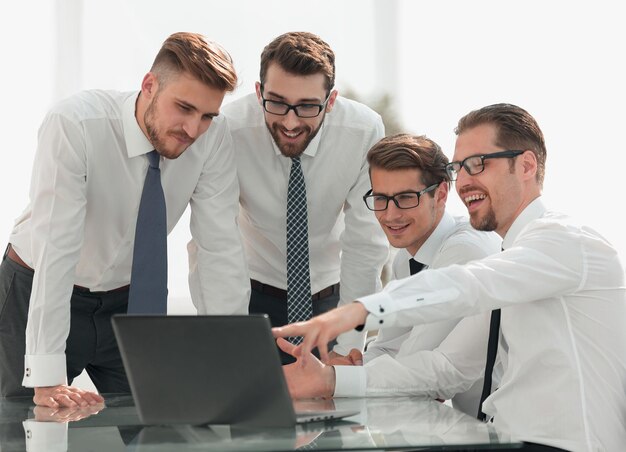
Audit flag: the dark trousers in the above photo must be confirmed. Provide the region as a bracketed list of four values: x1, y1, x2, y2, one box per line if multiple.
[249, 284, 339, 365]
[0, 253, 131, 397]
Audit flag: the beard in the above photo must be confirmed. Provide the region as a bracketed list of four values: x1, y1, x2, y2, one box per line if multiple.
[144, 94, 193, 159]
[266, 117, 324, 158]
[470, 206, 498, 231]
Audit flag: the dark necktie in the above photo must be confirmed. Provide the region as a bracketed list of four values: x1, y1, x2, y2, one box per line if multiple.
[127, 150, 168, 314]
[286, 157, 312, 344]
[409, 258, 425, 276]
[477, 249, 503, 420]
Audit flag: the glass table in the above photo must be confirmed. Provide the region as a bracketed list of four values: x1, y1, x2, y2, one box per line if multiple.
[0, 394, 522, 451]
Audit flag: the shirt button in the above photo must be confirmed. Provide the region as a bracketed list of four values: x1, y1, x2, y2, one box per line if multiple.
[26, 430, 32, 439]
[379, 305, 385, 313]
[379, 320, 384, 325]
[25, 368, 31, 377]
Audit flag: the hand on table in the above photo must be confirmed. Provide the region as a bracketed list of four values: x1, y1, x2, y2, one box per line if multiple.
[34, 385, 104, 409]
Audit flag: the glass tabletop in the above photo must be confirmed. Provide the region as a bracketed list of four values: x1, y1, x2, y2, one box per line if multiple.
[0, 394, 522, 451]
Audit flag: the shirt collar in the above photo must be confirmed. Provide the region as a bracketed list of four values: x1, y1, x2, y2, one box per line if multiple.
[270, 121, 325, 158]
[502, 196, 546, 250]
[412, 211, 455, 266]
[123, 92, 155, 159]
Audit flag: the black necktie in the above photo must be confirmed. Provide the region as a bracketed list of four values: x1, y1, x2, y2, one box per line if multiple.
[477, 249, 503, 421]
[127, 150, 168, 314]
[409, 258, 425, 276]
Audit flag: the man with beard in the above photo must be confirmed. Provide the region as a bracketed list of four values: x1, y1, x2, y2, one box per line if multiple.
[222, 32, 388, 364]
[0, 32, 249, 408]
[274, 104, 626, 451]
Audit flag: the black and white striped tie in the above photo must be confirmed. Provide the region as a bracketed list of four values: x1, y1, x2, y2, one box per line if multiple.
[286, 157, 312, 344]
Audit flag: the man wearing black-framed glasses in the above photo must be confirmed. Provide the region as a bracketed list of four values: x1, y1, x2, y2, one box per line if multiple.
[274, 103, 626, 452]
[222, 32, 388, 364]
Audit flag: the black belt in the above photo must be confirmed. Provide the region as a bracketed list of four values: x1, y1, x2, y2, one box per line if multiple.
[72, 284, 130, 294]
[251, 279, 339, 301]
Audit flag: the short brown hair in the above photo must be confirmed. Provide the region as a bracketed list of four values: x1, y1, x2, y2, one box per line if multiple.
[259, 32, 335, 92]
[367, 133, 450, 191]
[455, 103, 546, 186]
[151, 32, 237, 92]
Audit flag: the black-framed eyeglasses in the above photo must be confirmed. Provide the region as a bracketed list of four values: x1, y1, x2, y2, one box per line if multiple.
[445, 150, 524, 181]
[260, 87, 331, 118]
[363, 183, 439, 211]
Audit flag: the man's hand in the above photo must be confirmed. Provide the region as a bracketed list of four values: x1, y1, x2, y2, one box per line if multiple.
[277, 338, 335, 399]
[328, 349, 363, 366]
[34, 385, 104, 408]
[273, 302, 368, 363]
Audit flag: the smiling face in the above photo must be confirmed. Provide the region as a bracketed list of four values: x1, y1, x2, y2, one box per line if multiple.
[256, 63, 337, 158]
[454, 123, 536, 237]
[370, 167, 447, 256]
[139, 71, 225, 159]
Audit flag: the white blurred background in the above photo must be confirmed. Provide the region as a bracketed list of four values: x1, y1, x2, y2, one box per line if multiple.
[1, 0, 625, 387]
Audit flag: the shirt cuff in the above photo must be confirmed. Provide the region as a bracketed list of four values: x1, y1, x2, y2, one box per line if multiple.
[333, 365, 366, 397]
[357, 292, 396, 331]
[22, 355, 67, 388]
[23, 420, 68, 452]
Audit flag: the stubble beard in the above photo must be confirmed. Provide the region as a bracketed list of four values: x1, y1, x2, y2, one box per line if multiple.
[267, 118, 324, 158]
[470, 206, 498, 232]
[144, 94, 192, 159]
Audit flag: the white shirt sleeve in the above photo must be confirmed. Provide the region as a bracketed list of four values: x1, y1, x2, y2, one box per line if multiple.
[358, 221, 586, 331]
[362, 250, 411, 362]
[23, 112, 87, 387]
[333, 117, 389, 355]
[188, 121, 250, 314]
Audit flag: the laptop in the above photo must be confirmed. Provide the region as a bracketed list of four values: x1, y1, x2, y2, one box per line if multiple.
[111, 314, 359, 428]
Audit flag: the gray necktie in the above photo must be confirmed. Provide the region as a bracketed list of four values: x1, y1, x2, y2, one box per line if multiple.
[127, 150, 168, 314]
[286, 157, 312, 344]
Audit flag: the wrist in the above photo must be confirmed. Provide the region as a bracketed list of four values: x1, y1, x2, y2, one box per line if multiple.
[324, 365, 336, 398]
[352, 301, 368, 332]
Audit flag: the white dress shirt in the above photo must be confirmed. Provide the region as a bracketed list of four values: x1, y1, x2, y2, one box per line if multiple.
[222, 93, 389, 352]
[10, 90, 250, 388]
[334, 213, 501, 416]
[355, 197, 626, 452]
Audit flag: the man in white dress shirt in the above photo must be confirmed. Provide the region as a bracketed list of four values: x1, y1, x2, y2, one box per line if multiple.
[0, 33, 249, 407]
[274, 103, 626, 451]
[222, 32, 388, 363]
[326, 133, 500, 416]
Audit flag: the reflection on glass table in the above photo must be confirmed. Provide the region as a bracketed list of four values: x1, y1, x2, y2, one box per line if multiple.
[0, 394, 521, 451]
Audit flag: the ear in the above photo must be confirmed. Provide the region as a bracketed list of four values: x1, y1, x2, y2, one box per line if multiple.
[520, 150, 538, 181]
[141, 72, 158, 100]
[255, 82, 263, 104]
[435, 180, 449, 206]
[325, 89, 338, 113]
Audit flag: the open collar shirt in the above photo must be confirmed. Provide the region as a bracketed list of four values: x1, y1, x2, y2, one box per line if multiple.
[222, 93, 389, 352]
[11, 90, 249, 388]
[355, 197, 626, 452]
